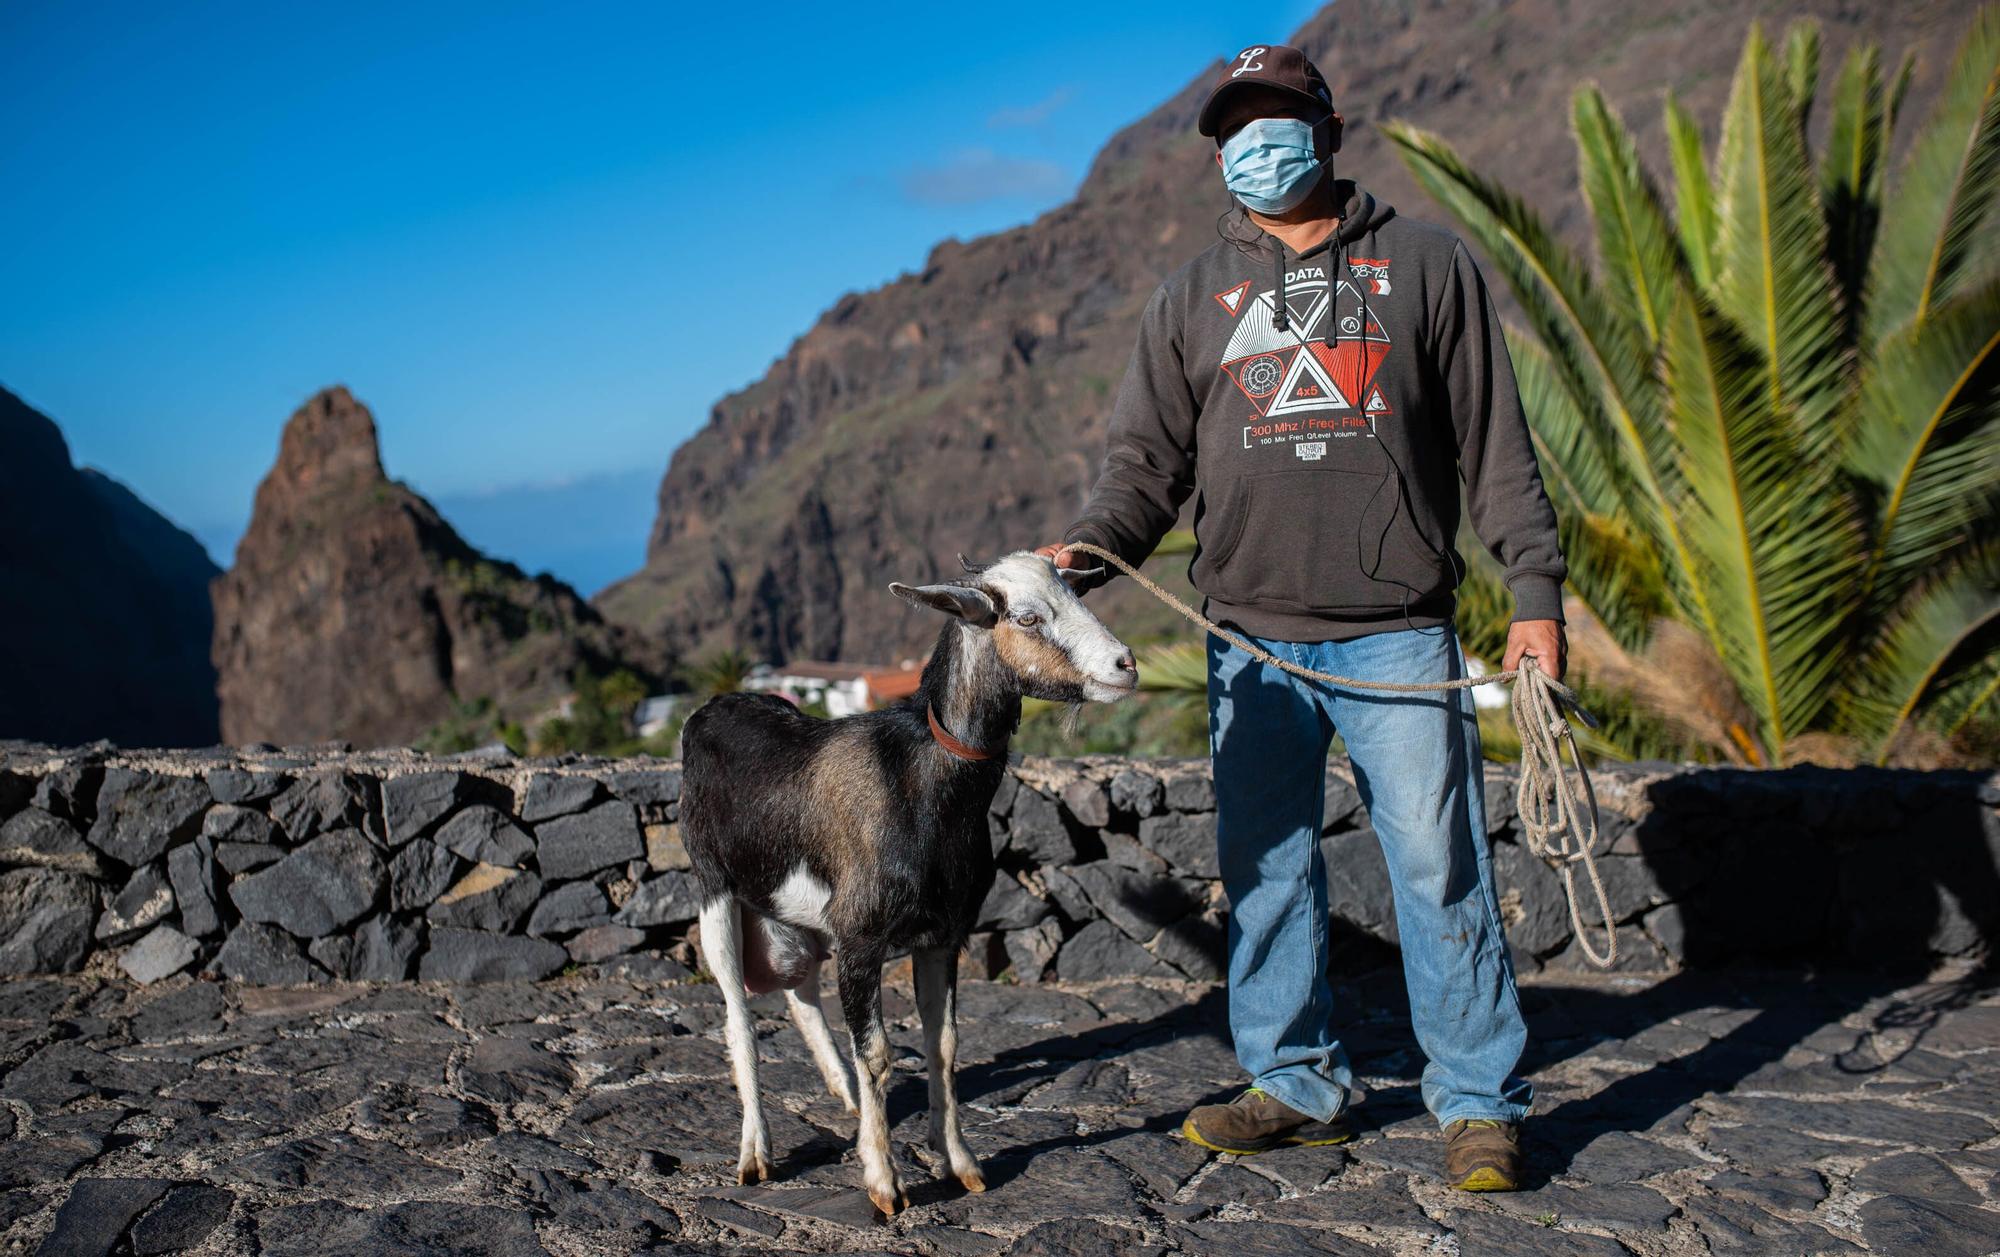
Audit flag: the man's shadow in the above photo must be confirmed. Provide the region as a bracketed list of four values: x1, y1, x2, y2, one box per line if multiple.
[933, 761, 1999, 1189]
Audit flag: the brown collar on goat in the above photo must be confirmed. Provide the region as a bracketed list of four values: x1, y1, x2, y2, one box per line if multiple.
[926, 702, 997, 761]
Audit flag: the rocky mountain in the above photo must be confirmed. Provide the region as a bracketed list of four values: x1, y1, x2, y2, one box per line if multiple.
[596, 0, 1976, 664]
[212, 387, 651, 748]
[0, 386, 221, 746]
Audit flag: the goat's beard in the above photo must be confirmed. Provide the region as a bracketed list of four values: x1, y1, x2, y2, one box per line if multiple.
[1059, 701, 1085, 737]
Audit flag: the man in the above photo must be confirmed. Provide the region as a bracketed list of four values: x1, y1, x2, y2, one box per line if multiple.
[1036, 43, 1565, 1192]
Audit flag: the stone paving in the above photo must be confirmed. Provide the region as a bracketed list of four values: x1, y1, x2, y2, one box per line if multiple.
[1, 962, 1997, 1256]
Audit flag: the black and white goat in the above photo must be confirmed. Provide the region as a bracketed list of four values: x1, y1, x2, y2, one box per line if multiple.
[678, 550, 1136, 1216]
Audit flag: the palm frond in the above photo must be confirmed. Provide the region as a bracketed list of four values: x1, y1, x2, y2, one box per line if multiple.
[1867, 5, 2000, 336]
[1843, 545, 2000, 759]
[1663, 286, 1855, 758]
[1382, 123, 1670, 507]
[1821, 43, 1891, 349]
[1849, 278, 2000, 610]
[1507, 330, 1625, 517]
[1783, 21, 1823, 140]
[1574, 86, 1683, 347]
[1134, 641, 1208, 695]
[1712, 23, 1847, 450]
[1666, 93, 1720, 291]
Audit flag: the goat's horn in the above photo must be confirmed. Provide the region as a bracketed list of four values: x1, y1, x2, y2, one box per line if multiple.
[956, 552, 989, 574]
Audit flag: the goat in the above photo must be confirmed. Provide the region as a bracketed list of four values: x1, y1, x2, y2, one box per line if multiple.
[678, 550, 1136, 1216]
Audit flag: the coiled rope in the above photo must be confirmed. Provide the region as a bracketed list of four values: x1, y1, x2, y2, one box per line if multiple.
[1063, 541, 1618, 968]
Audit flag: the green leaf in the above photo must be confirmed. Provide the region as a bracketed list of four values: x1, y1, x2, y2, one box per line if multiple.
[1574, 86, 1682, 347]
[1849, 279, 2000, 612]
[1868, 5, 2000, 335]
[1712, 23, 1847, 448]
[1662, 286, 1856, 758]
[1507, 330, 1626, 518]
[1821, 43, 1890, 347]
[1666, 94, 1719, 290]
[1843, 545, 2000, 757]
[1783, 21, 1823, 139]
[1135, 641, 1208, 695]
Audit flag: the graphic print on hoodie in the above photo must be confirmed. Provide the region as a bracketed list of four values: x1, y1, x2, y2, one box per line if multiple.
[1218, 256, 1395, 442]
[1063, 182, 1567, 644]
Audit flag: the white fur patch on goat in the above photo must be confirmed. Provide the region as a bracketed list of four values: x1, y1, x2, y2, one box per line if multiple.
[770, 866, 834, 933]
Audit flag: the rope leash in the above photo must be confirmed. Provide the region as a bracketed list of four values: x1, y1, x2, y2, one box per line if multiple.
[1063, 541, 1619, 968]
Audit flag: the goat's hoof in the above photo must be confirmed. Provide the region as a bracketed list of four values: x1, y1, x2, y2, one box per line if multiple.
[868, 1185, 908, 1218]
[737, 1157, 772, 1185]
[958, 1169, 988, 1193]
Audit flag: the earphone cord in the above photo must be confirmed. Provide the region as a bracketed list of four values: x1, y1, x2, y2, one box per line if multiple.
[1339, 227, 1463, 637]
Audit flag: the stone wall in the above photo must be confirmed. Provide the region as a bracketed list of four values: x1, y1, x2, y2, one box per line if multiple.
[0, 743, 1994, 985]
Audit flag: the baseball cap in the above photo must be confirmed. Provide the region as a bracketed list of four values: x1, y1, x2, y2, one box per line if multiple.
[1197, 43, 1335, 137]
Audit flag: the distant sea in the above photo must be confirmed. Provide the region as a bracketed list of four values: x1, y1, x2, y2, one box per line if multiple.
[195, 466, 662, 600]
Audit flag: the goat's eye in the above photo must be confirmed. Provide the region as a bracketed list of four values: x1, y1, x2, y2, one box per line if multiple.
[1014, 612, 1041, 628]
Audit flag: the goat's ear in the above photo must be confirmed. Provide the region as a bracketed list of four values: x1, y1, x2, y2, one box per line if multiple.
[890, 582, 998, 628]
[1056, 564, 1107, 592]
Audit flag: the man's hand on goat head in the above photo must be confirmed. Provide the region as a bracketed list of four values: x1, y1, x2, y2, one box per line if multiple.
[1502, 619, 1567, 683]
[1032, 542, 1087, 569]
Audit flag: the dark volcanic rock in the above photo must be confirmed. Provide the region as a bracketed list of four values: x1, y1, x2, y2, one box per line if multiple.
[1007, 787, 1079, 866]
[37, 1176, 171, 1257]
[535, 801, 643, 881]
[200, 803, 276, 846]
[205, 766, 286, 805]
[463, 1037, 578, 1106]
[210, 922, 325, 984]
[428, 864, 541, 932]
[0, 387, 220, 747]
[0, 808, 102, 875]
[0, 868, 96, 974]
[389, 838, 460, 911]
[381, 771, 467, 844]
[613, 872, 702, 928]
[166, 841, 221, 937]
[1110, 768, 1165, 817]
[229, 829, 383, 937]
[419, 928, 567, 982]
[1322, 826, 1397, 945]
[526, 880, 611, 936]
[1859, 1193, 2000, 1257]
[254, 1199, 548, 1257]
[210, 386, 651, 747]
[129, 1182, 235, 1255]
[96, 862, 174, 942]
[521, 773, 603, 822]
[268, 771, 367, 842]
[86, 770, 208, 866]
[309, 916, 420, 980]
[1137, 811, 1218, 878]
[566, 924, 643, 963]
[977, 871, 1052, 931]
[119, 926, 199, 984]
[1056, 919, 1176, 981]
[435, 805, 534, 868]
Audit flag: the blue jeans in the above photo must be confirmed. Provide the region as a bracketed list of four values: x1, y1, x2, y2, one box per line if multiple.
[1206, 622, 1532, 1128]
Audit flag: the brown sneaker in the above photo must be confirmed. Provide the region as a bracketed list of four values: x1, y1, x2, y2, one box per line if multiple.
[1444, 1118, 1523, 1191]
[1181, 1087, 1353, 1156]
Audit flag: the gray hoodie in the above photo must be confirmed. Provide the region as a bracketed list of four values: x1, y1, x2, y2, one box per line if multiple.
[1063, 181, 1566, 642]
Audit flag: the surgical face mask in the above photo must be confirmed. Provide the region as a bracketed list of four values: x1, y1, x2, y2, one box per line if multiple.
[1219, 116, 1327, 214]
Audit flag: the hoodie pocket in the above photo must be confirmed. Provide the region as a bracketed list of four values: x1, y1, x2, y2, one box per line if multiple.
[1195, 467, 1446, 611]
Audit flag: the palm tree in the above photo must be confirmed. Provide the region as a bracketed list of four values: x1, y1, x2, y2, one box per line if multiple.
[1383, 11, 2000, 767]
[676, 647, 757, 698]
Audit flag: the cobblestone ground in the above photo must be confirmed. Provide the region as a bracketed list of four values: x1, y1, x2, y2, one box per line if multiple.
[1, 962, 1996, 1256]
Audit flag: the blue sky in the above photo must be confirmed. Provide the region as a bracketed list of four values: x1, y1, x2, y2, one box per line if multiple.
[1, 1, 1320, 594]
